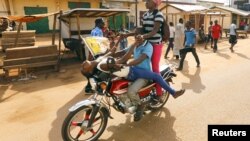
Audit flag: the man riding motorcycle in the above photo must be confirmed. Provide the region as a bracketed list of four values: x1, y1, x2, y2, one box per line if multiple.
[81, 35, 185, 121]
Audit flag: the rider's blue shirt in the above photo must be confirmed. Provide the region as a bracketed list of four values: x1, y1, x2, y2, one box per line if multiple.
[123, 41, 153, 71]
[91, 27, 103, 37]
[134, 41, 152, 71]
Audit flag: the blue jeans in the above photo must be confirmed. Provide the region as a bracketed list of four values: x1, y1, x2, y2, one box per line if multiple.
[127, 67, 176, 95]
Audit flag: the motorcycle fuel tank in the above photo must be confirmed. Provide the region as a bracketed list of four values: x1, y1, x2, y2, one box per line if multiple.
[110, 79, 130, 95]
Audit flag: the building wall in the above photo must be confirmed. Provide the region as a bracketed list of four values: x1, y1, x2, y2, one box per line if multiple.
[166, 6, 184, 26]
[12, 0, 57, 30]
[10, 0, 102, 30]
[0, 0, 10, 16]
[210, 7, 233, 29]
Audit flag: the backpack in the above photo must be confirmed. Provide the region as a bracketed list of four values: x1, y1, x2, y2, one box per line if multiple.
[152, 9, 170, 42]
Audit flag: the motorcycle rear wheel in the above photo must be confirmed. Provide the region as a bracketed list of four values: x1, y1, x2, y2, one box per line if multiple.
[61, 106, 108, 141]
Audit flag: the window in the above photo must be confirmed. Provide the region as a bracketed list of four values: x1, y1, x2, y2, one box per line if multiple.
[68, 2, 91, 9]
[243, 3, 250, 11]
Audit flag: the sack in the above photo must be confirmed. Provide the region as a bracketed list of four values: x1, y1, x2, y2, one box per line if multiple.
[153, 10, 170, 42]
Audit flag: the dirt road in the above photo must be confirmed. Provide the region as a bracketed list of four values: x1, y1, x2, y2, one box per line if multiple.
[1, 37, 250, 141]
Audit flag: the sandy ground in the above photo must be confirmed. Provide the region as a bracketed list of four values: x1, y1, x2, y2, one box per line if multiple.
[1, 34, 250, 141]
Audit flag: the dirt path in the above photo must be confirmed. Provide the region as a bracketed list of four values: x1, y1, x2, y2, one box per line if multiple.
[1, 36, 250, 141]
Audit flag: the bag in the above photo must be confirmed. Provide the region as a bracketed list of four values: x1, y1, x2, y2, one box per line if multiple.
[153, 10, 170, 42]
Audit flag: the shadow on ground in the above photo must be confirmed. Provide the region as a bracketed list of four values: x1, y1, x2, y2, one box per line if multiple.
[0, 58, 83, 103]
[49, 88, 88, 141]
[49, 95, 179, 141]
[99, 108, 179, 141]
[181, 68, 205, 93]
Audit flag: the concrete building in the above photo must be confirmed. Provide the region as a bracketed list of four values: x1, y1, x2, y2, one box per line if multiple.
[210, 6, 250, 28]
[230, 0, 250, 10]
[130, 0, 197, 27]
[163, 4, 209, 30]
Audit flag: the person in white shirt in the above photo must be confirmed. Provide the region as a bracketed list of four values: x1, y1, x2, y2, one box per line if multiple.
[173, 18, 185, 59]
[229, 21, 237, 53]
[244, 24, 249, 31]
[164, 22, 175, 59]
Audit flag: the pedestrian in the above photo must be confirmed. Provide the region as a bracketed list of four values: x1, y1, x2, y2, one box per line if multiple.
[84, 17, 106, 94]
[229, 20, 237, 53]
[173, 18, 185, 60]
[244, 24, 249, 32]
[176, 21, 200, 71]
[164, 22, 175, 59]
[10, 21, 16, 31]
[119, 25, 129, 50]
[239, 19, 246, 30]
[198, 24, 207, 44]
[205, 21, 213, 49]
[211, 20, 222, 53]
[91, 17, 105, 37]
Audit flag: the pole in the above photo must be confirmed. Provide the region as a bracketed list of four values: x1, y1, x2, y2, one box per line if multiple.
[76, 14, 81, 39]
[135, 0, 138, 27]
[14, 22, 23, 47]
[57, 10, 63, 71]
[52, 13, 57, 45]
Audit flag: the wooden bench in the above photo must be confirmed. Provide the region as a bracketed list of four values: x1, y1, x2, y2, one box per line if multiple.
[224, 29, 248, 38]
[237, 30, 248, 38]
[1, 30, 35, 51]
[3, 45, 58, 77]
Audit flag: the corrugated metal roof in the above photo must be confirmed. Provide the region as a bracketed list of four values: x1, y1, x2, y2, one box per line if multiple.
[60, 8, 130, 18]
[211, 6, 250, 16]
[169, 4, 208, 12]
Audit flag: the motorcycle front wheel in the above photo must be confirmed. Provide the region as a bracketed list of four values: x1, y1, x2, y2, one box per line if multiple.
[61, 106, 108, 141]
[149, 82, 170, 110]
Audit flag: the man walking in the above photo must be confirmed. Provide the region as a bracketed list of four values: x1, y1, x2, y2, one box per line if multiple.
[173, 18, 185, 59]
[229, 20, 238, 53]
[164, 22, 175, 59]
[176, 21, 200, 71]
[212, 20, 222, 53]
[205, 21, 213, 49]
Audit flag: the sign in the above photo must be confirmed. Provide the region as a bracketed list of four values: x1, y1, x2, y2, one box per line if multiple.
[81, 36, 110, 58]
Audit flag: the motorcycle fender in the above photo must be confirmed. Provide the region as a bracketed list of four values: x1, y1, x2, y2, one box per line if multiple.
[69, 99, 96, 112]
[68, 99, 111, 118]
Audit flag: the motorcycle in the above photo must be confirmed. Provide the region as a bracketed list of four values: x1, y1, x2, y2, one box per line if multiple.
[61, 64, 177, 141]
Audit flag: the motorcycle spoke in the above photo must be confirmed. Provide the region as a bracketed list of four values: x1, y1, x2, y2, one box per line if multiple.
[93, 116, 101, 123]
[84, 113, 90, 120]
[75, 129, 84, 139]
[71, 121, 82, 126]
[84, 109, 91, 120]
[90, 129, 96, 135]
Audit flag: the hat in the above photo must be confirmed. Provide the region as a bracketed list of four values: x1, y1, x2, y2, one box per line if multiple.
[153, 0, 162, 7]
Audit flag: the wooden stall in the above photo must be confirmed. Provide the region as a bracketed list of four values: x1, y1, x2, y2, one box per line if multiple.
[59, 8, 130, 61]
[1, 12, 60, 78]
